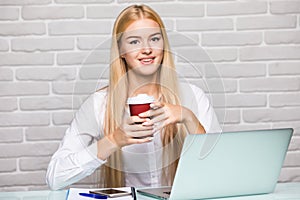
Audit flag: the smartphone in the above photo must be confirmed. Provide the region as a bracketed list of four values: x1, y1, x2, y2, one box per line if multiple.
[90, 188, 131, 198]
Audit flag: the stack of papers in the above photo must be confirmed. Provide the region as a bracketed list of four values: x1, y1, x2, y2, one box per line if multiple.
[66, 187, 133, 200]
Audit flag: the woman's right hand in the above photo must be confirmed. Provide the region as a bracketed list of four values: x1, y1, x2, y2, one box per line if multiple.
[97, 116, 153, 160]
[108, 116, 154, 148]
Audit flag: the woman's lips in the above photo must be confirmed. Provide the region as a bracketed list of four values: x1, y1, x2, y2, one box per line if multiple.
[139, 57, 155, 65]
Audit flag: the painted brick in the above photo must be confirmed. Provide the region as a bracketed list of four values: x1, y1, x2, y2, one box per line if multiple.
[177, 18, 233, 31]
[202, 32, 262, 46]
[87, 5, 125, 19]
[207, 2, 267, 16]
[270, 93, 300, 107]
[273, 121, 300, 136]
[0, 0, 51, 5]
[79, 65, 110, 80]
[265, 31, 300, 44]
[20, 156, 51, 171]
[270, 1, 300, 14]
[289, 136, 300, 151]
[52, 111, 75, 125]
[223, 94, 267, 108]
[205, 48, 237, 62]
[240, 46, 300, 61]
[151, 4, 204, 17]
[222, 124, 271, 133]
[0, 128, 23, 143]
[168, 33, 199, 48]
[0, 68, 13, 81]
[16, 67, 76, 81]
[237, 16, 296, 30]
[22, 6, 84, 20]
[0, 7, 19, 20]
[243, 108, 300, 123]
[0, 53, 53, 66]
[0, 171, 47, 187]
[0, 142, 58, 158]
[188, 79, 237, 94]
[77, 36, 111, 50]
[49, 21, 112, 36]
[0, 23, 45, 36]
[0, 113, 50, 127]
[0, 82, 49, 97]
[57, 50, 110, 65]
[12, 37, 74, 52]
[269, 62, 300, 75]
[20, 96, 80, 111]
[279, 168, 300, 182]
[176, 47, 236, 63]
[240, 77, 300, 92]
[176, 63, 204, 79]
[284, 152, 300, 167]
[0, 98, 17, 111]
[0, 39, 9, 51]
[0, 159, 16, 173]
[205, 63, 266, 78]
[52, 81, 108, 95]
[55, 0, 113, 3]
[25, 126, 67, 141]
[216, 109, 240, 124]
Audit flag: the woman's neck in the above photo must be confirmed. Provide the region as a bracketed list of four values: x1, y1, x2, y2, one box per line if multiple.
[127, 73, 160, 100]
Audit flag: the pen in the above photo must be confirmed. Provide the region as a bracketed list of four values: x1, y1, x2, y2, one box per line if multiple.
[131, 187, 137, 200]
[79, 192, 107, 199]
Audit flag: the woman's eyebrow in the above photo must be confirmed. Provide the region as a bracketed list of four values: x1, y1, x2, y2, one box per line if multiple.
[125, 32, 162, 40]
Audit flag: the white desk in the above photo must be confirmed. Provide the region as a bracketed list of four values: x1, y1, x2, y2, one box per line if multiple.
[0, 182, 299, 200]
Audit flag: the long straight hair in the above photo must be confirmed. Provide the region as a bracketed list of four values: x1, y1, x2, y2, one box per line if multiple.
[102, 4, 186, 187]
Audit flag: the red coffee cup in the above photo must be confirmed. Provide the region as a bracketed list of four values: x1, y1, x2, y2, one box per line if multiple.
[127, 94, 155, 116]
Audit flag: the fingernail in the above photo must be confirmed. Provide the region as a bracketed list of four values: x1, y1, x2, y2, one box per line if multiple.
[147, 137, 154, 141]
[142, 121, 150, 126]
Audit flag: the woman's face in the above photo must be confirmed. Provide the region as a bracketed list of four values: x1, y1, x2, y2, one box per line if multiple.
[119, 19, 164, 77]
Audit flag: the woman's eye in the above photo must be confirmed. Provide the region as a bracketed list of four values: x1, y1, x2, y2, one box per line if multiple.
[129, 40, 139, 45]
[151, 37, 160, 42]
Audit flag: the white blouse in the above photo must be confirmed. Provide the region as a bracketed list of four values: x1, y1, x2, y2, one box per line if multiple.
[46, 83, 221, 190]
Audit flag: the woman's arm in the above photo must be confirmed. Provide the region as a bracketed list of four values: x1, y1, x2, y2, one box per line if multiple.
[46, 93, 104, 190]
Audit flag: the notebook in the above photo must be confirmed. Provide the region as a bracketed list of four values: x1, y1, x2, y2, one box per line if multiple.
[137, 128, 293, 200]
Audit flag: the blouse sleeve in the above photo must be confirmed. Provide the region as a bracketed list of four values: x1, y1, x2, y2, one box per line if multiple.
[181, 83, 222, 133]
[46, 92, 106, 190]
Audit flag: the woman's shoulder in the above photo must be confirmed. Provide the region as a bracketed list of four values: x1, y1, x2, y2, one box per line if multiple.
[94, 88, 108, 98]
[179, 82, 205, 96]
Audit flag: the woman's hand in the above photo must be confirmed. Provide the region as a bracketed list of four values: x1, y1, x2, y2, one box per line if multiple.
[97, 116, 154, 160]
[138, 102, 206, 134]
[110, 116, 154, 147]
[138, 102, 183, 132]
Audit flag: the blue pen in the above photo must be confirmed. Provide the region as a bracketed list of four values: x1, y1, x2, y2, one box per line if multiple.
[79, 192, 107, 199]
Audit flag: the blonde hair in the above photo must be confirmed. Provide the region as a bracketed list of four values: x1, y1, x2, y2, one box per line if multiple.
[102, 4, 186, 187]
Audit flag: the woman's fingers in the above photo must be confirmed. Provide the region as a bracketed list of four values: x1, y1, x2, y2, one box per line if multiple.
[126, 116, 149, 125]
[126, 129, 154, 138]
[139, 107, 165, 119]
[127, 137, 153, 145]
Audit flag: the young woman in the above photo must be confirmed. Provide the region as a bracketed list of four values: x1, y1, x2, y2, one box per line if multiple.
[46, 4, 221, 190]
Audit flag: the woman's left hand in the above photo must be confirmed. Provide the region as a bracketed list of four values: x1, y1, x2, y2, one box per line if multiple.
[138, 102, 186, 132]
[138, 102, 206, 134]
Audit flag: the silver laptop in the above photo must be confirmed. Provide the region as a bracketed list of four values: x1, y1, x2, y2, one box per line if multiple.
[137, 128, 293, 200]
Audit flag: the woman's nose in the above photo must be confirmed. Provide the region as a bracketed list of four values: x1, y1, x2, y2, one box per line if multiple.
[141, 42, 152, 54]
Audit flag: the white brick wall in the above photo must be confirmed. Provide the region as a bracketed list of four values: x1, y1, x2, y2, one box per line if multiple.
[0, 0, 299, 191]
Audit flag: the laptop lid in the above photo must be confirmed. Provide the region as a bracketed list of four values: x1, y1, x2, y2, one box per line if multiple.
[169, 128, 293, 200]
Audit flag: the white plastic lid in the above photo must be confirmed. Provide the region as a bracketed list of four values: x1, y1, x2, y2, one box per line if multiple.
[127, 94, 155, 104]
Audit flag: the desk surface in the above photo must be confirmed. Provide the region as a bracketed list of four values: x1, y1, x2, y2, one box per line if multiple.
[0, 182, 299, 200]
